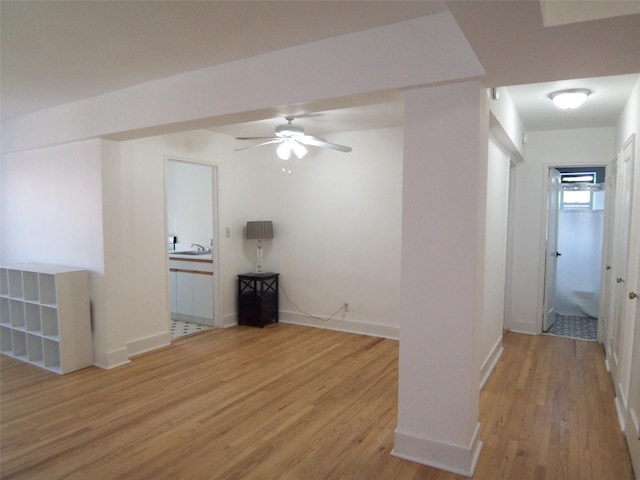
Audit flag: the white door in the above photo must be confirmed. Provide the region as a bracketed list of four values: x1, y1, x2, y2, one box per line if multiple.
[611, 138, 634, 386]
[600, 161, 617, 352]
[624, 260, 640, 475]
[542, 168, 561, 332]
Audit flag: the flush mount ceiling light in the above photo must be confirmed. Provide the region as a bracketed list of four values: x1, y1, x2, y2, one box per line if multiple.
[548, 89, 592, 110]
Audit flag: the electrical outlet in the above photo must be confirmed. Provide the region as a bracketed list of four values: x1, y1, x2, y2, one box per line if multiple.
[344, 303, 350, 312]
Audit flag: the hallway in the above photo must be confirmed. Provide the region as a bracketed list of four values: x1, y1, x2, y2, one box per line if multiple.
[477, 331, 632, 479]
[0, 325, 634, 479]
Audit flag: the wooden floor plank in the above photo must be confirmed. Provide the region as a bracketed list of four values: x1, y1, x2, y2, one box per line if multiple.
[1, 325, 634, 479]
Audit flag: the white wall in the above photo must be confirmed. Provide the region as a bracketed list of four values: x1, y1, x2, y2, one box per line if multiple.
[117, 130, 257, 360]
[242, 127, 404, 338]
[166, 160, 213, 248]
[0, 139, 106, 361]
[480, 136, 510, 386]
[507, 127, 615, 334]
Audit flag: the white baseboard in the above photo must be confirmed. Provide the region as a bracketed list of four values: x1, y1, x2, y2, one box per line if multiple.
[630, 408, 640, 440]
[626, 409, 640, 480]
[392, 422, 483, 477]
[480, 337, 503, 390]
[615, 396, 627, 432]
[93, 346, 130, 370]
[506, 319, 538, 335]
[279, 311, 399, 340]
[221, 313, 238, 328]
[126, 331, 171, 358]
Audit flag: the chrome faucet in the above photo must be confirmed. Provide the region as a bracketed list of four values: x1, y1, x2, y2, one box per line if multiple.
[191, 243, 207, 252]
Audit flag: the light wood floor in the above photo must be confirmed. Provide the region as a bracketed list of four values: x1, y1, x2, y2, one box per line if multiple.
[0, 324, 634, 479]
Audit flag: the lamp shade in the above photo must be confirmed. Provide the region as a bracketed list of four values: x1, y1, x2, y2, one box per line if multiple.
[246, 221, 274, 239]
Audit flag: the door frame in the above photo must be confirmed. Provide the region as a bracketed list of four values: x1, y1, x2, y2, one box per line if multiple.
[541, 167, 561, 332]
[164, 156, 221, 330]
[537, 162, 610, 337]
[609, 134, 638, 413]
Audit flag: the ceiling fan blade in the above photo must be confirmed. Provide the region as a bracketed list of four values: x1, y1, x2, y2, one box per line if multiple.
[299, 135, 352, 153]
[235, 136, 278, 141]
[234, 139, 283, 151]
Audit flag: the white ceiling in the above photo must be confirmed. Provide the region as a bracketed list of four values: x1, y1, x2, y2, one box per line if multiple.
[1, 1, 639, 135]
[506, 73, 640, 131]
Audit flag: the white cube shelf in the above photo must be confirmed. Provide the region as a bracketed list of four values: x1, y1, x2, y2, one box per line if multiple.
[0, 264, 92, 374]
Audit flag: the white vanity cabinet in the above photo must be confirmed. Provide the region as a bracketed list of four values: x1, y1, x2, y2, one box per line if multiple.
[169, 257, 214, 325]
[0, 264, 93, 374]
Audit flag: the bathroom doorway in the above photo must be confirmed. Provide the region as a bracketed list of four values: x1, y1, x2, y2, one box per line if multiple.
[165, 158, 220, 339]
[542, 165, 607, 340]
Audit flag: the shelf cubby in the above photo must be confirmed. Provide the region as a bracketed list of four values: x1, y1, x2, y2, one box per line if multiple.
[41, 307, 59, 339]
[43, 338, 61, 372]
[1, 326, 12, 353]
[0, 268, 8, 296]
[23, 271, 39, 301]
[8, 270, 23, 299]
[25, 303, 42, 333]
[39, 274, 57, 306]
[27, 334, 44, 365]
[0, 297, 10, 325]
[10, 300, 25, 329]
[12, 330, 27, 359]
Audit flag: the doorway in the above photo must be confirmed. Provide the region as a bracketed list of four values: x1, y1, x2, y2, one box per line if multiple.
[165, 158, 220, 339]
[542, 165, 607, 341]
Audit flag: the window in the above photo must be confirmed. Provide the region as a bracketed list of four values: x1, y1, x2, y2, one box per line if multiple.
[562, 189, 591, 207]
[560, 171, 596, 209]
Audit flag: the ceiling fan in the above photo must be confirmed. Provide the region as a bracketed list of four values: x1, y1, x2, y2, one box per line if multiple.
[235, 116, 352, 160]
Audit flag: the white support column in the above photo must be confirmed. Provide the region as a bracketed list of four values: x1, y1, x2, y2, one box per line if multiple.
[393, 80, 489, 477]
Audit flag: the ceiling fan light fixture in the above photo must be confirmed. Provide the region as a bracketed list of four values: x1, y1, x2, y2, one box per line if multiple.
[275, 116, 304, 138]
[293, 141, 307, 159]
[549, 88, 591, 110]
[276, 141, 291, 160]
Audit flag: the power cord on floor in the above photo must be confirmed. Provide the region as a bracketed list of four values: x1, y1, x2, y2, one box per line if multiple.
[279, 280, 347, 322]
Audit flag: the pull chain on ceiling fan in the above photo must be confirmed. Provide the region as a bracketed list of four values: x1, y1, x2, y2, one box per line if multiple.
[235, 116, 352, 160]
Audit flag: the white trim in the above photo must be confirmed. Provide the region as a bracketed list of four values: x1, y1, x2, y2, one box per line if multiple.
[279, 311, 399, 340]
[619, 381, 630, 410]
[480, 336, 503, 390]
[93, 347, 130, 370]
[630, 408, 640, 440]
[221, 313, 238, 328]
[507, 320, 539, 335]
[392, 423, 483, 477]
[126, 332, 171, 357]
[537, 162, 610, 335]
[615, 396, 627, 432]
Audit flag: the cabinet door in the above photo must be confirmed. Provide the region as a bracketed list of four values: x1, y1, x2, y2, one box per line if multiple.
[190, 274, 214, 323]
[175, 272, 193, 316]
[175, 272, 214, 324]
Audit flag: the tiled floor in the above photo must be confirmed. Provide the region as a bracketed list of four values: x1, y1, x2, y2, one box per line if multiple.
[546, 313, 597, 341]
[170, 319, 210, 339]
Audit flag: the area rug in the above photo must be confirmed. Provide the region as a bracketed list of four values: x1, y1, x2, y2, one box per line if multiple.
[170, 320, 210, 339]
[546, 314, 597, 341]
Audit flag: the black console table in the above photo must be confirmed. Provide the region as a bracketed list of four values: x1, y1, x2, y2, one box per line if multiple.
[237, 273, 279, 327]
